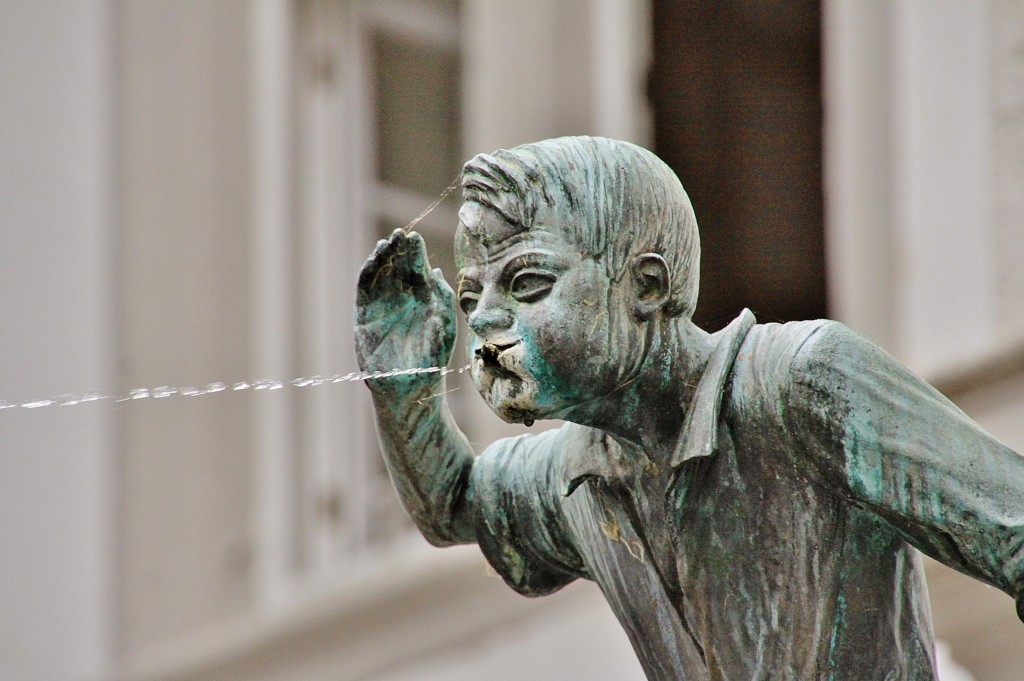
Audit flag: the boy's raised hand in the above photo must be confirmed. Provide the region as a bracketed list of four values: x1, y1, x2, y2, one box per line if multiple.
[355, 229, 457, 395]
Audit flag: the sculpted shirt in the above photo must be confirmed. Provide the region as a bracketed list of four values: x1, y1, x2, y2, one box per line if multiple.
[466, 310, 1024, 680]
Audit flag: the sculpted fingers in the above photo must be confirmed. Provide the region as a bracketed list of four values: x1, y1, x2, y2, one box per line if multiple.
[355, 230, 450, 329]
[403, 231, 434, 300]
[356, 235, 398, 308]
[430, 267, 457, 355]
[356, 230, 427, 311]
[430, 267, 456, 311]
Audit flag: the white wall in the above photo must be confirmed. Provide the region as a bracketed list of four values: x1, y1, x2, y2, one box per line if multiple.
[890, 0, 1000, 374]
[0, 2, 116, 680]
[825, 0, 1024, 376]
[116, 0, 257, 656]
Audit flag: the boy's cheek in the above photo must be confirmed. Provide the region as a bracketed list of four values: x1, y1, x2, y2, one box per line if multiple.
[519, 333, 586, 404]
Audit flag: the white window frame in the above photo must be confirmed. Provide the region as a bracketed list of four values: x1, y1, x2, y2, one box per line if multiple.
[250, 0, 467, 610]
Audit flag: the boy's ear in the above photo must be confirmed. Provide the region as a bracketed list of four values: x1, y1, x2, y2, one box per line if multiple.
[630, 253, 671, 321]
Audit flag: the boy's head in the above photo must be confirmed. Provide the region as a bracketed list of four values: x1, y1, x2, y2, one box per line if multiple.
[459, 136, 701, 318]
[454, 137, 703, 424]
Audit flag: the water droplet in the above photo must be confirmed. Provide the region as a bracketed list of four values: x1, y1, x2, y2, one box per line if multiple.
[253, 379, 283, 391]
[152, 386, 177, 399]
[179, 386, 202, 397]
[0, 401, 17, 410]
[204, 382, 227, 393]
[23, 399, 57, 409]
[233, 382, 251, 391]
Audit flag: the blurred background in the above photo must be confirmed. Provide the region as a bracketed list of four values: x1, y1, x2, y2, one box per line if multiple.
[2, 1, 1023, 679]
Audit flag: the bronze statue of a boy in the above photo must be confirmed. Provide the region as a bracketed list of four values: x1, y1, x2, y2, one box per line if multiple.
[355, 136, 1024, 680]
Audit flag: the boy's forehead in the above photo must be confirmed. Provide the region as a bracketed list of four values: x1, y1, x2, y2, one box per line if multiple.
[456, 201, 582, 253]
[458, 202, 527, 244]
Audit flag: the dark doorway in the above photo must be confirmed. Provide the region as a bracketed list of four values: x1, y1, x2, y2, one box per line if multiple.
[651, 1, 826, 332]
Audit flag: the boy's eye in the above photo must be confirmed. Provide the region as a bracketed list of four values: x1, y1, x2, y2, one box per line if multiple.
[459, 293, 479, 315]
[510, 271, 556, 303]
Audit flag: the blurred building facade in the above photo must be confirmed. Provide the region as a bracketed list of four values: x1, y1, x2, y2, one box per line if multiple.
[1, 1, 1023, 680]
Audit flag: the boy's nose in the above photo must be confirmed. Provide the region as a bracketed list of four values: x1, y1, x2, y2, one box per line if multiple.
[468, 305, 514, 336]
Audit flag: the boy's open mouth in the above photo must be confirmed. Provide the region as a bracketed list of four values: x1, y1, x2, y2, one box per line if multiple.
[473, 341, 536, 424]
[475, 341, 521, 380]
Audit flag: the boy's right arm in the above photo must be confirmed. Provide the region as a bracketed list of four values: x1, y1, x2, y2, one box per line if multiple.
[354, 229, 476, 546]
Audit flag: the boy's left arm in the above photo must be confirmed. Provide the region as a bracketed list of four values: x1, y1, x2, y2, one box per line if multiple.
[785, 321, 1024, 623]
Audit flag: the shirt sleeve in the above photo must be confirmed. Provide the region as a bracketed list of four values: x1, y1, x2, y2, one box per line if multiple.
[785, 321, 1024, 621]
[467, 425, 586, 596]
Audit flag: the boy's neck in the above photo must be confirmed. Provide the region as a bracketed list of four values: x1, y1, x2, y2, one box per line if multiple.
[569, 316, 715, 467]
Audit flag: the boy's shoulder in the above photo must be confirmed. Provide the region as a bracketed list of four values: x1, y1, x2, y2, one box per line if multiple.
[728, 317, 880, 410]
[731, 317, 828, 384]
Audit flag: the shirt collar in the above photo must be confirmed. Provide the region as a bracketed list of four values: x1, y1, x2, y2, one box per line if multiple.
[562, 309, 756, 495]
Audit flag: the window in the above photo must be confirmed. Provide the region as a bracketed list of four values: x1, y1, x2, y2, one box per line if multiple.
[254, 0, 466, 600]
[117, 0, 653, 673]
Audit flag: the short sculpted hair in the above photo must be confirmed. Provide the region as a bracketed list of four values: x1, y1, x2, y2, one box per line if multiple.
[461, 136, 701, 318]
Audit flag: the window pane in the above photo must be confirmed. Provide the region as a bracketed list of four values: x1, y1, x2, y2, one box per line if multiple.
[372, 33, 461, 194]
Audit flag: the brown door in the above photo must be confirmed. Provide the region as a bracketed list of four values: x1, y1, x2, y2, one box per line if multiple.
[651, 1, 826, 332]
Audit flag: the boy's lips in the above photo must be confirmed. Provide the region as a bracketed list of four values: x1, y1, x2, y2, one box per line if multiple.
[470, 340, 546, 424]
[477, 341, 517, 366]
[474, 340, 524, 379]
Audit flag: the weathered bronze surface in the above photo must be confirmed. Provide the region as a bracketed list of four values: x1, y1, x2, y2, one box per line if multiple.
[354, 136, 1024, 680]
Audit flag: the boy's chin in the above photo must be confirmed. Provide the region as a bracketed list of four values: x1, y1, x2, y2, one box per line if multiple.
[473, 368, 577, 425]
[481, 387, 576, 426]
[494, 405, 539, 425]
[486, 394, 541, 425]
[478, 383, 545, 425]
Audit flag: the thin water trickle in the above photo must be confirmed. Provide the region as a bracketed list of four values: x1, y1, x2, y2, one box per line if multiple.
[1, 364, 468, 413]
[4, 178, 465, 415]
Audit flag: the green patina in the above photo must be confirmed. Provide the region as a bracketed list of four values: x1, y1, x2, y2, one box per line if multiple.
[827, 592, 847, 679]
